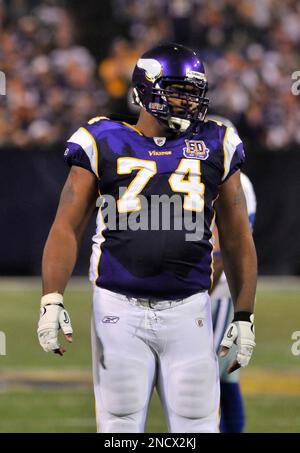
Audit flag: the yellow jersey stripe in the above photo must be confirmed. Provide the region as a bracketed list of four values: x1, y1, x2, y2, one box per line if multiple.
[222, 127, 229, 181]
[80, 127, 100, 179]
[122, 122, 144, 136]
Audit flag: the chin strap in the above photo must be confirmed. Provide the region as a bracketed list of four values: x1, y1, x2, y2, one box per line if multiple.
[168, 116, 191, 132]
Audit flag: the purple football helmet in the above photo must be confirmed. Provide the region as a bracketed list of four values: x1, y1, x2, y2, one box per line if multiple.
[132, 43, 209, 132]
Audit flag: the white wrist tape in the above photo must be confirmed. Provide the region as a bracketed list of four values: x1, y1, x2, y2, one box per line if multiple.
[41, 292, 64, 307]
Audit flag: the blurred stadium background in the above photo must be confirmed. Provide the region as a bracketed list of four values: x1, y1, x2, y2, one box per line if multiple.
[0, 0, 300, 433]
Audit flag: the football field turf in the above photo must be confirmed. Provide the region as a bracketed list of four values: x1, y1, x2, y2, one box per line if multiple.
[0, 277, 300, 433]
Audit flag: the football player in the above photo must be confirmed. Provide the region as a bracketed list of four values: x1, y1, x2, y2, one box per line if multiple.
[37, 43, 257, 433]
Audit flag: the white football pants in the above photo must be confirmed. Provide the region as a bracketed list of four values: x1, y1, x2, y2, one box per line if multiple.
[91, 286, 220, 433]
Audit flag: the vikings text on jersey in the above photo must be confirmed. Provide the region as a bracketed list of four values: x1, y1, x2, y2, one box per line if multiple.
[65, 117, 245, 299]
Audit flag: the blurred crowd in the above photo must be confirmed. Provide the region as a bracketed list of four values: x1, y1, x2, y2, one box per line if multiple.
[1, 0, 300, 150]
[0, 0, 107, 146]
[111, 0, 300, 150]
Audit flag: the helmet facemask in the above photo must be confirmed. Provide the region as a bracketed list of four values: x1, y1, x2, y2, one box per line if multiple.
[133, 77, 209, 133]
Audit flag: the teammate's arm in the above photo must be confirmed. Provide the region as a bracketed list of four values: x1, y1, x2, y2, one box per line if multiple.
[38, 166, 98, 355]
[215, 170, 257, 372]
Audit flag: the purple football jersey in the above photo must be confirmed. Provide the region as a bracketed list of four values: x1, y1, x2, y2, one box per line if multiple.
[64, 118, 244, 299]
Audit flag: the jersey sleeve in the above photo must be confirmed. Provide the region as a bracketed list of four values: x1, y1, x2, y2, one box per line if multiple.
[221, 127, 245, 182]
[64, 126, 99, 178]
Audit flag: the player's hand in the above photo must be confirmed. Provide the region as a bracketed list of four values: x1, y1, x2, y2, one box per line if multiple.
[219, 312, 255, 374]
[37, 293, 73, 356]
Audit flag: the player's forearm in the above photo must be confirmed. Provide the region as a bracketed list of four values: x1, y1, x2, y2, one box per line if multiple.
[220, 233, 257, 313]
[42, 223, 80, 295]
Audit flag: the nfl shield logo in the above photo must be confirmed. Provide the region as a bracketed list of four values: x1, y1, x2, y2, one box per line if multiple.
[196, 318, 204, 327]
[183, 140, 210, 160]
[154, 137, 166, 146]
